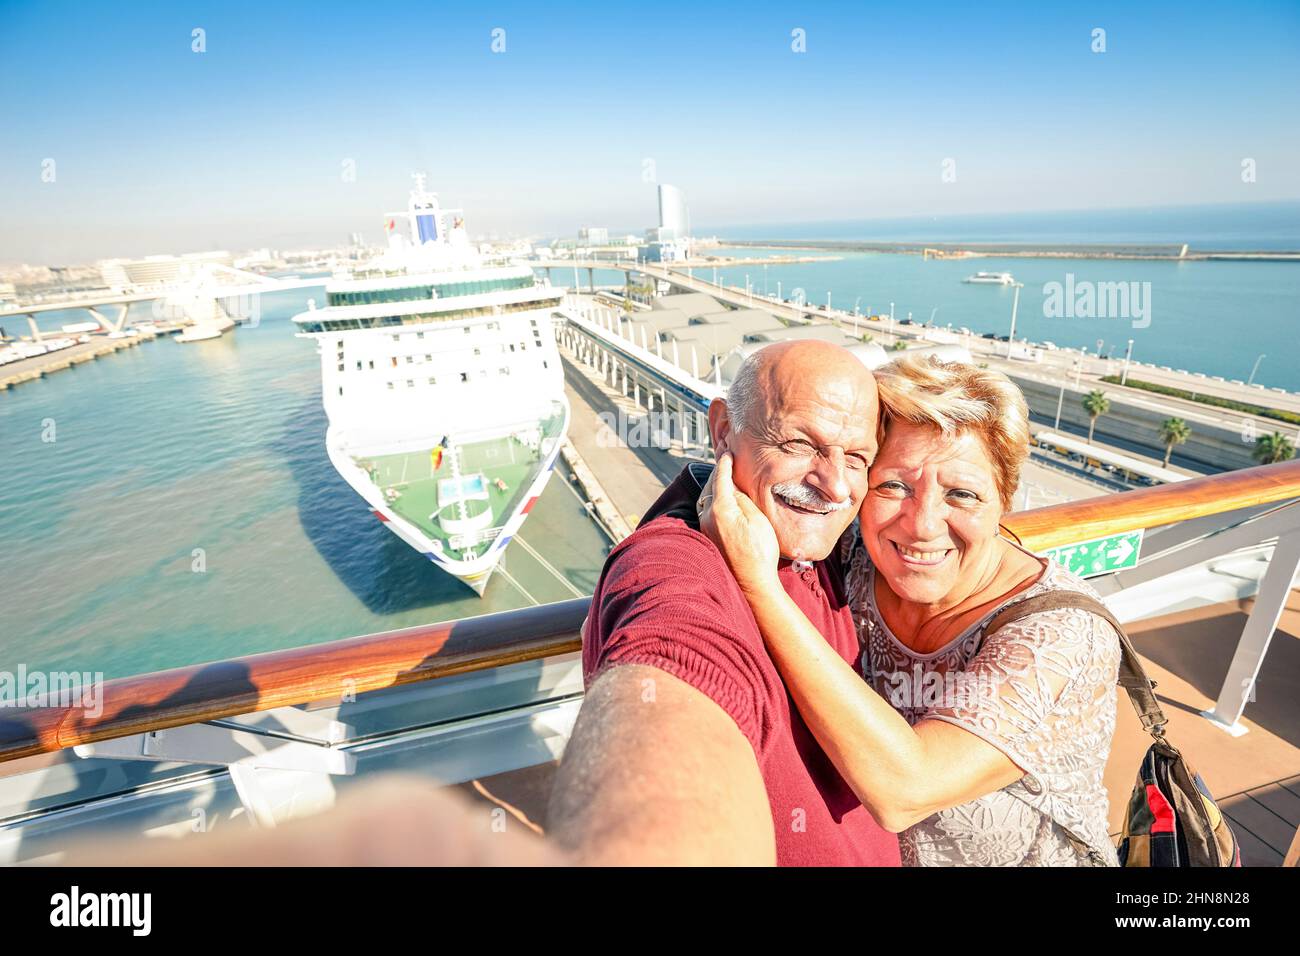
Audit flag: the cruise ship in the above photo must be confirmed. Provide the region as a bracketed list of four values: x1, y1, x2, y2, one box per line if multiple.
[293, 178, 569, 594]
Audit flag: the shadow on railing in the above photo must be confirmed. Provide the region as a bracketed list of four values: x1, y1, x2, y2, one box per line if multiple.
[3, 458, 1299, 765]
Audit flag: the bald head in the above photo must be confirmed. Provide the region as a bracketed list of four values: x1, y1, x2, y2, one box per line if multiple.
[727, 340, 877, 435]
[709, 340, 880, 562]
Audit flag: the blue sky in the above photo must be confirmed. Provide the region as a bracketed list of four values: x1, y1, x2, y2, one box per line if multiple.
[2, 0, 1298, 262]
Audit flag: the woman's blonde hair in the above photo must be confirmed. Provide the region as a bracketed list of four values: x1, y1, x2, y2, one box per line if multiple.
[872, 353, 1030, 511]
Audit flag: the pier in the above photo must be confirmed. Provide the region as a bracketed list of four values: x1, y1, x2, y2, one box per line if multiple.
[0, 332, 156, 391]
[720, 238, 1300, 263]
[0, 267, 328, 392]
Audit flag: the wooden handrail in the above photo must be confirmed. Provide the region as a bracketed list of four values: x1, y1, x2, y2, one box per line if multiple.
[1006, 457, 1300, 550]
[0, 598, 589, 764]
[3, 458, 1299, 765]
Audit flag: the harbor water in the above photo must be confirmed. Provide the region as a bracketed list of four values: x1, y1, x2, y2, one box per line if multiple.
[0, 290, 611, 680]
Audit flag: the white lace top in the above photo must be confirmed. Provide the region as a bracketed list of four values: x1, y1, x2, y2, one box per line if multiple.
[841, 532, 1121, 867]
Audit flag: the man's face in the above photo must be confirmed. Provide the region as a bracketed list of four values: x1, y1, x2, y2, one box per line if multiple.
[717, 359, 878, 562]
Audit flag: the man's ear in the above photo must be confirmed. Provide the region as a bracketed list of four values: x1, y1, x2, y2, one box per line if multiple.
[707, 398, 731, 456]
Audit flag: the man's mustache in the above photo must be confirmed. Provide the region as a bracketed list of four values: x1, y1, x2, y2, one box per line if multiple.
[770, 481, 852, 513]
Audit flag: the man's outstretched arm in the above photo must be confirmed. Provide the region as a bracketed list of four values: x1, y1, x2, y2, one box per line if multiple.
[546, 664, 776, 865]
[64, 665, 773, 867]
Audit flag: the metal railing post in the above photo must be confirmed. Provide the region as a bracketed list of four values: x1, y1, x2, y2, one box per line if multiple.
[1201, 530, 1300, 735]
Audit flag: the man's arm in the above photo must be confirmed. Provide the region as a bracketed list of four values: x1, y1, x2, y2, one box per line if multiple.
[67, 775, 563, 866]
[547, 664, 776, 865]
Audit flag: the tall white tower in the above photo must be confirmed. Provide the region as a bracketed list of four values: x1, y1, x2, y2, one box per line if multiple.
[657, 184, 689, 239]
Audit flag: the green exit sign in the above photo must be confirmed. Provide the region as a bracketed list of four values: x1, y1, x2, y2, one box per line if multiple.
[1043, 530, 1143, 579]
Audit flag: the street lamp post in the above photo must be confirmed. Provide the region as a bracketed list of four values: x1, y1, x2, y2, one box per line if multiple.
[1006, 282, 1023, 358]
[1120, 338, 1134, 386]
[1248, 353, 1267, 386]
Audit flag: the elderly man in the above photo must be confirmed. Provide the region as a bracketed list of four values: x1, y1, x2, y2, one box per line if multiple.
[547, 339, 899, 866]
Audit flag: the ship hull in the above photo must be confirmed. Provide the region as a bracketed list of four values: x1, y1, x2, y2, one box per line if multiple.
[324, 398, 570, 595]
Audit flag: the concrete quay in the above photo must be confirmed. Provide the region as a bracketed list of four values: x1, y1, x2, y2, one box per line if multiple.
[0, 333, 155, 392]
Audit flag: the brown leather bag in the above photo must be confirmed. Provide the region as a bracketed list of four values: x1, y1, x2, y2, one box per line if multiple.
[985, 590, 1241, 867]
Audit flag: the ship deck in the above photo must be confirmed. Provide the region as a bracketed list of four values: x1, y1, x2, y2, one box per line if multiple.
[360, 435, 539, 550]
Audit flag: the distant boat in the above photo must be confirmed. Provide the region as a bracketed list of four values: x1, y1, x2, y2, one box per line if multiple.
[963, 271, 1015, 285]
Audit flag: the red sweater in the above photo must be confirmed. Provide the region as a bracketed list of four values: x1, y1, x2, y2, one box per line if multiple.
[582, 463, 900, 867]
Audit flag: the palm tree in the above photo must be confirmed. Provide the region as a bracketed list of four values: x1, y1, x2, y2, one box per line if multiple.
[1158, 417, 1191, 468]
[1253, 432, 1296, 465]
[1082, 390, 1110, 444]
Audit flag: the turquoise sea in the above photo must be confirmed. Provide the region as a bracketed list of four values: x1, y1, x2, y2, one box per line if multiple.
[714, 202, 1300, 251]
[0, 290, 610, 680]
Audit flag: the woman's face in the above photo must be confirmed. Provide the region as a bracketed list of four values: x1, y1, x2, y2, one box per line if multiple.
[862, 421, 1004, 608]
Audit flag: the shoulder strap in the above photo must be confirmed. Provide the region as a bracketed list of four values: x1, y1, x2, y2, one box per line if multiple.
[653, 464, 710, 531]
[984, 590, 1172, 746]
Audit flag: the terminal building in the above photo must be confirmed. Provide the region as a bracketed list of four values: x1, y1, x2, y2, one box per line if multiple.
[99, 251, 234, 290]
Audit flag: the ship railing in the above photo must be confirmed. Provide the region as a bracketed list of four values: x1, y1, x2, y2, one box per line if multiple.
[449, 525, 506, 550]
[1, 459, 1300, 839]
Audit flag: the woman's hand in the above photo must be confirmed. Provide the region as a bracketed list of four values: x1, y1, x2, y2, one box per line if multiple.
[697, 453, 782, 597]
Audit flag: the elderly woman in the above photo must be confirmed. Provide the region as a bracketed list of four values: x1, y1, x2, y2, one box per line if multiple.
[701, 354, 1121, 866]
